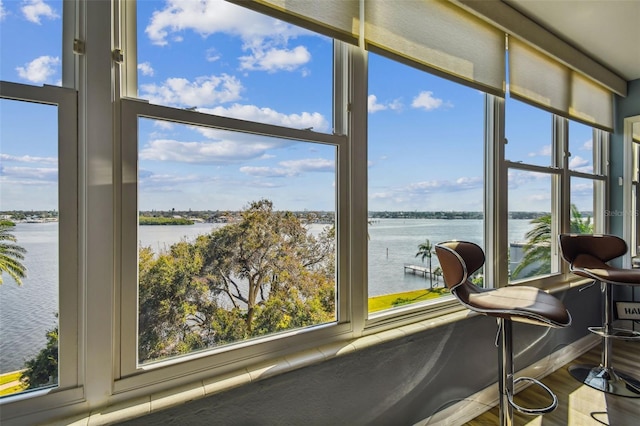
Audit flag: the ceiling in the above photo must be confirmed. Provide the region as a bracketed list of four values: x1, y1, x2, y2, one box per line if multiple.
[504, 0, 640, 81]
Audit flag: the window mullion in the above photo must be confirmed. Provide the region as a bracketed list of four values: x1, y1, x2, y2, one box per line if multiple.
[486, 94, 507, 288]
[349, 43, 368, 332]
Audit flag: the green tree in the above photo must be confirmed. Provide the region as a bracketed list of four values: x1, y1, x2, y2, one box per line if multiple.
[512, 204, 593, 279]
[416, 238, 435, 289]
[432, 266, 443, 286]
[200, 199, 335, 333]
[0, 221, 27, 285]
[137, 199, 336, 362]
[21, 323, 58, 390]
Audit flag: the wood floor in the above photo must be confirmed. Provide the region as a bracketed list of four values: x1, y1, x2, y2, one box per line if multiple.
[466, 339, 640, 426]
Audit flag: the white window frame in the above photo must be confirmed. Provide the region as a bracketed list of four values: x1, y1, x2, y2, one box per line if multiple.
[502, 104, 608, 286]
[0, 82, 81, 414]
[623, 115, 640, 267]
[115, 6, 354, 386]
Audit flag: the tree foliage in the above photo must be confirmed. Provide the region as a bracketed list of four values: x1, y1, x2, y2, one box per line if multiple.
[511, 204, 593, 279]
[416, 239, 434, 289]
[138, 199, 336, 363]
[21, 325, 58, 390]
[0, 221, 27, 285]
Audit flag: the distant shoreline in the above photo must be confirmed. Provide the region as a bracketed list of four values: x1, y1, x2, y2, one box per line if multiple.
[139, 217, 194, 226]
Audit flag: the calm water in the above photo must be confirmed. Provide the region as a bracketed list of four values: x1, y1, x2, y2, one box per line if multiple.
[0, 219, 533, 373]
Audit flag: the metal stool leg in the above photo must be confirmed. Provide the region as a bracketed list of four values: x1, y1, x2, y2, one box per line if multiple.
[498, 318, 514, 426]
[497, 318, 559, 426]
[569, 282, 640, 397]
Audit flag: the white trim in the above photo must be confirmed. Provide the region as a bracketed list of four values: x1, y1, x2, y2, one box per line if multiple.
[415, 333, 600, 426]
[623, 115, 640, 267]
[0, 81, 80, 401]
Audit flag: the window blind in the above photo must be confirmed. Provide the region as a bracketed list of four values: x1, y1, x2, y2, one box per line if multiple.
[455, 0, 626, 97]
[509, 37, 613, 131]
[364, 0, 505, 96]
[228, 0, 360, 45]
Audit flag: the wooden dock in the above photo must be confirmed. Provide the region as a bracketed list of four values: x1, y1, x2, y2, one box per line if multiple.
[403, 264, 430, 277]
[403, 264, 440, 278]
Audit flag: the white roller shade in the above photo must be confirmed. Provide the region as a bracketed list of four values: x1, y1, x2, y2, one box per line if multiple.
[364, 0, 505, 96]
[510, 37, 613, 131]
[228, 0, 360, 44]
[508, 38, 570, 114]
[570, 72, 613, 132]
[455, 0, 627, 97]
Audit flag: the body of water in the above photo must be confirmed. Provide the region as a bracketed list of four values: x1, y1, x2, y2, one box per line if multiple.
[0, 219, 533, 373]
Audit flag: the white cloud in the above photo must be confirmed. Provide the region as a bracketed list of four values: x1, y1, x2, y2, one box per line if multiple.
[21, 0, 58, 24]
[526, 193, 550, 203]
[581, 139, 593, 150]
[239, 45, 310, 73]
[507, 169, 550, 190]
[139, 74, 243, 107]
[368, 176, 483, 208]
[198, 104, 330, 133]
[368, 94, 402, 113]
[145, 0, 312, 73]
[139, 171, 215, 190]
[408, 176, 483, 193]
[280, 158, 334, 173]
[1, 165, 57, 182]
[239, 166, 291, 178]
[368, 95, 386, 113]
[527, 144, 552, 157]
[139, 138, 286, 164]
[411, 91, 444, 111]
[0, 1, 7, 20]
[15, 55, 60, 83]
[572, 181, 593, 194]
[1, 153, 57, 164]
[138, 62, 154, 76]
[206, 48, 221, 62]
[145, 0, 305, 47]
[568, 155, 592, 173]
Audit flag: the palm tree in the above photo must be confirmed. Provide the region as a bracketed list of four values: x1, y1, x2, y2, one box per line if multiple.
[432, 266, 443, 287]
[511, 204, 593, 279]
[416, 238, 434, 289]
[0, 222, 27, 285]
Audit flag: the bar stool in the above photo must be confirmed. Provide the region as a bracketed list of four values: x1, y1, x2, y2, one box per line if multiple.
[558, 233, 640, 397]
[435, 241, 571, 426]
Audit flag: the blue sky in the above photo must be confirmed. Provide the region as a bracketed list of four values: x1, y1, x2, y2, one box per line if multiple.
[0, 0, 595, 213]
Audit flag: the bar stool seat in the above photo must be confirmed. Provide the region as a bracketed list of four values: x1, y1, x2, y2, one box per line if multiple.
[559, 233, 640, 398]
[435, 240, 571, 426]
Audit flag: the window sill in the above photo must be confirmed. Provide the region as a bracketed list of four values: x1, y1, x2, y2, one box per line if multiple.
[55, 308, 473, 425]
[7, 279, 590, 425]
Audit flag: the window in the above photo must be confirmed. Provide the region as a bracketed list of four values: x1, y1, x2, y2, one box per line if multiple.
[0, 1, 77, 402]
[1, 1, 619, 422]
[568, 120, 606, 235]
[118, 0, 347, 379]
[136, 0, 332, 129]
[367, 53, 484, 313]
[0, 0, 62, 87]
[504, 97, 607, 283]
[505, 98, 557, 282]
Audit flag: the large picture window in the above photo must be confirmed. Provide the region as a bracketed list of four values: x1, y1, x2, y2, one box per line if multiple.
[367, 52, 484, 313]
[119, 0, 346, 377]
[134, 119, 338, 365]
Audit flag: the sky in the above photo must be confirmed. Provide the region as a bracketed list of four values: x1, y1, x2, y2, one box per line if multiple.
[0, 0, 596, 213]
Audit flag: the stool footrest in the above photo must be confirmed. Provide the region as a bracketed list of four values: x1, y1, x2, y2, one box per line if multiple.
[587, 326, 640, 341]
[508, 377, 558, 415]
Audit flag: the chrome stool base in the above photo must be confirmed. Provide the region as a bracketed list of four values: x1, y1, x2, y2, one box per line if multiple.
[569, 364, 640, 398]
